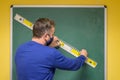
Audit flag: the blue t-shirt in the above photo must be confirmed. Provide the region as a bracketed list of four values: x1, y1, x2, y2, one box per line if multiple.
[15, 41, 86, 80]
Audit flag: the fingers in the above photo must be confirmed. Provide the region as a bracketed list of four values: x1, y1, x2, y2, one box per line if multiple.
[54, 36, 60, 45]
[54, 36, 59, 41]
[49, 36, 60, 48]
[80, 49, 88, 58]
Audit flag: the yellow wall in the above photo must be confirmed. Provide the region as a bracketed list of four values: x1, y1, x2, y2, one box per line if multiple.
[0, 0, 120, 80]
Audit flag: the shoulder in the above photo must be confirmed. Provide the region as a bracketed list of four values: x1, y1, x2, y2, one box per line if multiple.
[45, 46, 58, 53]
[48, 47, 64, 59]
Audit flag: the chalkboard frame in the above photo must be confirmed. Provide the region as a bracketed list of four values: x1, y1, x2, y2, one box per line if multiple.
[10, 5, 107, 80]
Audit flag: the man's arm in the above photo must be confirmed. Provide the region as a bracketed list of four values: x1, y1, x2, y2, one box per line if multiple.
[52, 49, 88, 71]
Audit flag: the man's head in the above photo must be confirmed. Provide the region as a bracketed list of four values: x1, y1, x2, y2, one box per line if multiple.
[32, 18, 55, 45]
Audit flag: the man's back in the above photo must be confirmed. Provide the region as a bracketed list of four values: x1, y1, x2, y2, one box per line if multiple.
[15, 41, 56, 80]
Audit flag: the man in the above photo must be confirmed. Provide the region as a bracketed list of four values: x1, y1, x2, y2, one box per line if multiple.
[15, 18, 88, 80]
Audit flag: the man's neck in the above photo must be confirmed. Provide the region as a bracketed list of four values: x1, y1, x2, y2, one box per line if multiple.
[32, 37, 46, 45]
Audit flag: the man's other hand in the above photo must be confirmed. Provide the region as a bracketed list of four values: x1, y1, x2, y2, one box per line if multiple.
[49, 36, 60, 48]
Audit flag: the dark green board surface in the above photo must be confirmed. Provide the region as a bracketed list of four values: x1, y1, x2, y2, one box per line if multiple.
[11, 6, 105, 80]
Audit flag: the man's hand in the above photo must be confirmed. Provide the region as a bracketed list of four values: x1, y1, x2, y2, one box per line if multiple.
[49, 36, 60, 48]
[80, 49, 88, 58]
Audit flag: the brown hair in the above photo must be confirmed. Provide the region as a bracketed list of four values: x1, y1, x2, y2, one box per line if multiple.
[32, 18, 55, 38]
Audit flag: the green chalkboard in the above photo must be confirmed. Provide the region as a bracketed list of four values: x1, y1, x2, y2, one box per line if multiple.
[11, 5, 106, 80]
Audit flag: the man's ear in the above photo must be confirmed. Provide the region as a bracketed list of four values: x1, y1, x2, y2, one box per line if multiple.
[43, 33, 49, 40]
